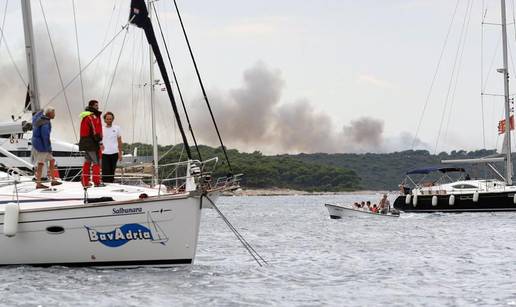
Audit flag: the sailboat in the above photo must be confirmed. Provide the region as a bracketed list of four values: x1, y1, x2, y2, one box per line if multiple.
[0, 0, 240, 267]
[393, 0, 516, 213]
[0, 0, 84, 179]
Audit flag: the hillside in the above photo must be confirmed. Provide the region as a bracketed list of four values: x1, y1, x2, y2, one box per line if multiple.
[294, 149, 499, 190]
[123, 144, 362, 191]
[124, 143, 500, 191]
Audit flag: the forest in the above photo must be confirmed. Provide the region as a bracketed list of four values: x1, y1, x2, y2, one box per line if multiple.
[123, 143, 499, 191]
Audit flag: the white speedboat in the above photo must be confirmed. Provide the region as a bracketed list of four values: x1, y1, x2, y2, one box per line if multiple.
[325, 203, 399, 219]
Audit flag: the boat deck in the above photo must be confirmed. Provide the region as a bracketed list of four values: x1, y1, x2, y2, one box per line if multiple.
[0, 180, 179, 212]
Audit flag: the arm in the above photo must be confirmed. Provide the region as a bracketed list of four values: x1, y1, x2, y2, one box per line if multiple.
[117, 135, 123, 161]
[41, 124, 52, 152]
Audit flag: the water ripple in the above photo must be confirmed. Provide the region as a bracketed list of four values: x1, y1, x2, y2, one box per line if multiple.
[2, 195, 516, 306]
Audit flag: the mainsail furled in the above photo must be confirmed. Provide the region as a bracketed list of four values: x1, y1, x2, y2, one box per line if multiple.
[129, 0, 192, 159]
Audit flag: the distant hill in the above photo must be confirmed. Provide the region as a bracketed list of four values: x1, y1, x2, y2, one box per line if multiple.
[293, 149, 499, 190]
[123, 143, 500, 191]
[123, 143, 361, 192]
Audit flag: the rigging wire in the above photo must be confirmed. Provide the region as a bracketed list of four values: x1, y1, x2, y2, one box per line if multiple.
[0, 0, 8, 51]
[39, 0, 78, 142]
[130, 29, 137, 144]
[152, 3, 203, 161]
[203, 195, 268, 267]
[412, 0, 461, 149]
[37, 19, 133, 112]
[0, 27, 28, 88]
[136, 30, 146, 144]
[101, 2, 124, 102]
[172, 0, 233, 172]
[507, 43, 516, 156]
[481, 0, 487, 149]
[434, 0, 473, 154]
[443, 0, 474, 144]
[103, 26, 130, 109]
[71, 0, 85, 107]
[481, 36, 502, 91]
[91, 1, 117, 96]
[512, 0, 516, 40]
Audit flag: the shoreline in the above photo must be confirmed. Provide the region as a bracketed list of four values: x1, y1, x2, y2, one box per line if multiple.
[227, 188, 393, 197]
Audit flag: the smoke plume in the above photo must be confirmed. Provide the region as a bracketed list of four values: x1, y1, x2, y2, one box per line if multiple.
[0, 24, 423, 153]
[191, 62, 424, 153]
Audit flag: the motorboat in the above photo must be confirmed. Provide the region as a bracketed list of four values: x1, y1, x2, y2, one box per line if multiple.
[325, 203, 399, 219]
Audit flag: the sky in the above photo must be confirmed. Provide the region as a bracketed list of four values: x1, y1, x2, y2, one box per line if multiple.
[1, 0, 516, 154]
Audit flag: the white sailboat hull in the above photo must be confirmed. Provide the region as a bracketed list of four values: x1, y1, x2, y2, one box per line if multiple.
[0, 191, 207, 267]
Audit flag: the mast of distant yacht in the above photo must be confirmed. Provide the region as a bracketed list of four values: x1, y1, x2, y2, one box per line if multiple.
[21, 0, 41, 112]
[500, 0, 513, 185]
[148, 0, 159, 186]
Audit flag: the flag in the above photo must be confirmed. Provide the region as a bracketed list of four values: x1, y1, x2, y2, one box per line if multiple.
[498, 115, 514, 134]
[129, 0, 150, 29]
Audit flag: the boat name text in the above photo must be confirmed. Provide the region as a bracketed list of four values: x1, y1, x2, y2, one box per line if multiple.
[112, 207, 143, 215]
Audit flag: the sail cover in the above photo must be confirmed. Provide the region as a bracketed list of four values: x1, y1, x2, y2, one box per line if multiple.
[129, 0, 192, 159]
[406, 167, 466, 175]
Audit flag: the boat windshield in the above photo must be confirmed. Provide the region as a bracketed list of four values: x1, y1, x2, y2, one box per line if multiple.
[399, 166, 467, 192]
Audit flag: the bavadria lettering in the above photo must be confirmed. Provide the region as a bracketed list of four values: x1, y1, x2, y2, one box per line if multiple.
[86, 223, 153, 247]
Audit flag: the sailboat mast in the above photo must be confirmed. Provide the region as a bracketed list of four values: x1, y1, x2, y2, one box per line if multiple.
[148, 0, 159, 186]
[501, 0, 513, 185]
[21, 0, 41, 112]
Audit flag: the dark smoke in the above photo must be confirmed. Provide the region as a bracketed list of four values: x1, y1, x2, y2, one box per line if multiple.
[1, 26, 423, 153]
[191, 62, 423, 154]
[1, 24, 136, 143]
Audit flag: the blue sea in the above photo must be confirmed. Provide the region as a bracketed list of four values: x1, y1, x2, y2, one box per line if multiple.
[2, 194, 516, 306]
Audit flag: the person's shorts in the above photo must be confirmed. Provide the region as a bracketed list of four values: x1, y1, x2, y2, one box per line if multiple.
[84, 151, 100, 164]
[34, 151, 54, 164]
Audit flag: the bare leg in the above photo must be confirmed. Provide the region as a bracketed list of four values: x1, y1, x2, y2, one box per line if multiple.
[49, 159, 62, 186]
[35, 162, 49, 188]
[49, 159, 56, 180]
[35, 162, 44, 183]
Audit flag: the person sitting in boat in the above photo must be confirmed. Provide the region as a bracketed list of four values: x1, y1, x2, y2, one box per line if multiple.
[371, 204, 379, 213]
[360, 201, 366, 208]
[353, 202, 361, 208]
[378, 194, 390, 214]
[366, 201, 371, 210]
[399, 184, 411, 195]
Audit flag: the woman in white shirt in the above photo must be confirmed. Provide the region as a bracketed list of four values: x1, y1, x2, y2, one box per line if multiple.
[101, 112, 122, 183]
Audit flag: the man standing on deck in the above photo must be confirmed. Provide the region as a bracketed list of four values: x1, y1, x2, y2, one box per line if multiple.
[32, 106, 62, 189]
[79, 100, 104, 187]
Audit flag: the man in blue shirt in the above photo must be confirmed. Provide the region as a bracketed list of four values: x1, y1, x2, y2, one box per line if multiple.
[32, 106, 62, 189]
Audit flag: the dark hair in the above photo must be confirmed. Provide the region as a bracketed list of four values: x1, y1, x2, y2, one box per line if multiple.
[103, 111, 114, 120]
[88, 100, 99, 107]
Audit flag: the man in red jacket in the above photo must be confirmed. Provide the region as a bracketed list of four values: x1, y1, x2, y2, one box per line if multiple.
[79, 100, 104, 187]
